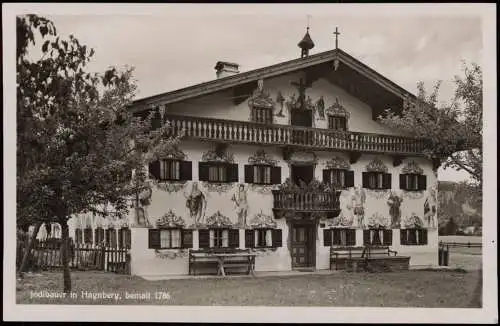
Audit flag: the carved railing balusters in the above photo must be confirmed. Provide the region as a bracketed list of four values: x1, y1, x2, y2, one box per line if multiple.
[163, 114, 426, 155]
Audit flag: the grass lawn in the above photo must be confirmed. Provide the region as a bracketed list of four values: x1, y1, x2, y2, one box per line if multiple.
[17, 269, 482, 307]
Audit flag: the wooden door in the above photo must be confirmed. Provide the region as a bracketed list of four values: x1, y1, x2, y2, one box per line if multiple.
[290, 223, 315, 268]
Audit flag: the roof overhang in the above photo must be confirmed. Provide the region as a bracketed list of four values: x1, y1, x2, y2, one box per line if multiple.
[130, 48, 417, 116]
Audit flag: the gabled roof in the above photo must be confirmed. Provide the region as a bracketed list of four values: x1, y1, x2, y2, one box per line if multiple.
[130, 48, 417, 113]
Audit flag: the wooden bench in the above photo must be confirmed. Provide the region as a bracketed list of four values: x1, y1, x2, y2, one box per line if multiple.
[189, 248, 255, 276]
[330, 246, 366, 271]
[362, 245, 398, 258]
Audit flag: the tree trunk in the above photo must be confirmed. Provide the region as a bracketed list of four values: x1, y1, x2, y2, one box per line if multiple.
[18, 221, 42, 278]
[60, 219, 72, 293]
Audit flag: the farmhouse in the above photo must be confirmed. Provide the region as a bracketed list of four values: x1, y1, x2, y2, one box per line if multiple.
[62, 27, 440, 277]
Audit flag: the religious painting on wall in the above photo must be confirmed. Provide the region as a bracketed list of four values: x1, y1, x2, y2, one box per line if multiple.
[347, 186, 366, 228]
[184, 181, 207, 227]
[231, 184, 249, 228]
[424, 186, 438, 228]
[387, 191, 403, 228]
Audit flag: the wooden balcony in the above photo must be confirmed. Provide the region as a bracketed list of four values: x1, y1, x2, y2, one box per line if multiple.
[271, 189, 341, 219]
[164, 114, 426, 155]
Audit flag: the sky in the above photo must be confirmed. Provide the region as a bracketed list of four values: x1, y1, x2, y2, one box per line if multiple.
[24, 5, 486, 182]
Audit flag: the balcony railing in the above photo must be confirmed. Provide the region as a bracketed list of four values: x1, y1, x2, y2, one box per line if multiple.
[165, 114, 426, 155]
[271, 189, 341, 219]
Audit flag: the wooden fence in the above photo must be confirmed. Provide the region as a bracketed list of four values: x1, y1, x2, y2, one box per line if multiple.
[439, 241, 482, 248]
[17, 240, 130, 274]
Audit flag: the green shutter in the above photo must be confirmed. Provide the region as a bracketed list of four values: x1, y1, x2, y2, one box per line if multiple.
[345, 170, 355, 188]
[347, 229, 356, 246]
[271, 166, 281, 184]
[181, 230, 193, 248]
[383, 173, 392, 189]
[272, 229, 282, 247]
[148, 229, 160, 249]
[180, 161, 192, 181]
[228, 229, 239, 248]
[363, 230, 370, 245]
[228, 163, 239, 182]
[198, 229, 210, 248]
[400, 174, 407, 190]
[362, 172, 369, 188]
[198, 162, 210, 181]
[245, 230, 255, 248]
[323, 229, 332, 247]
[418, 175, 427, 191]
[244, 165, 253, 183]
[383, 229, 393, 246]
[149, 161, 160, 180]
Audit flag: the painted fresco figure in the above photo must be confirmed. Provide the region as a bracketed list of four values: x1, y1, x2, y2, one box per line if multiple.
[387, 191, 403, 228]
[185, 182, 207, 226]
[315, 96, 325, 120]
[232, 184, 249, 228]
[351, 186, 366, 228]
[424, 186, 438, 228]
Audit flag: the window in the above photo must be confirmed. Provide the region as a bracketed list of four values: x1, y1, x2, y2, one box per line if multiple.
[94, 227, 105, 245]
[75, 229, 83, 244]
[148, 229, 193, 249]
[245, 229, 283, 248]
[323, 228, 356, 247]
[328, 116, 347, 131]
[118, 227, 131, 249]
[105, 228, 117, 248]
[84, 228, 93, 244]
[363, 229, 393, 246]
[362, 172, 391, 190]
[323, 169, 354, 188]
[149, 160, 192, 182]
[244, 164, 281, 185]
[198, 229, 239, 249]
[199, 162, 238, 183]
[252, 107, 273, 124]
[400, 229, 428, 245]
[400, 174, 427, 191]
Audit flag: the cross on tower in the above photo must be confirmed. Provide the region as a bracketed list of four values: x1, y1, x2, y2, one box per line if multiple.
[334, 27, 340, 49]
[291, 78, 308, 109]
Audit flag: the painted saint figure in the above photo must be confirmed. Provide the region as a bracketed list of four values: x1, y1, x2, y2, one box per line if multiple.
[232, 184, 249, 228]
[315, 96, 325, 120]
[351, 186, 366, 228]
[184, 182, 207, 226]
[387, 191, 403, 228]
[424, 186, 438, 228]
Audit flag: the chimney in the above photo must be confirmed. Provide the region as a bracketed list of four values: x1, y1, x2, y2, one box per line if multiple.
[214, 61, 240, 79]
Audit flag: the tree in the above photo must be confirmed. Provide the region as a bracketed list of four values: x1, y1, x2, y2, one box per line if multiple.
[378, 63, 482, 193]
[17, 15, 179, 292]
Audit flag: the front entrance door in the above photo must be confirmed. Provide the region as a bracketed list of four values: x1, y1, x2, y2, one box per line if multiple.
[290, 222, 316, 269]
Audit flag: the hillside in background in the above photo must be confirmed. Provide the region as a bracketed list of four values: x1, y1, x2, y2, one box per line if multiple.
[438, 181, 482, 235]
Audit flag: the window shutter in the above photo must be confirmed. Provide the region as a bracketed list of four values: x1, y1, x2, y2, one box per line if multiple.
[118, 229, 123, 248]
[363, 230, 370, 245]
[272, 229, 283, 247]
[244, 165, 253, 183]
[149, 161, 160, 180]
[332, 229, 341, 246]
[198, 229, 210, 248]
[383, 229, 393, 246]
[345, 171, 355, 188]
[198, 162, 210, 181]
[94, 229, 100, 245]
[323, 169, 330, 184]
[181, 230, 193, 248]
[383, 173, 392, 189]
[148, 229, 160, 249]
[362, 172, 369, 188]
[228, 163, 239, 182]
[421, 229, 428, 245]
[418, 175, 427, 191]
[372, 229, 381, 246]
[347, 229, 356, 246]
[323, 229, 332, 247]
[180, 161, 192, 181]
[400, 229, 407, 245]
[228, 229, 239, 248]
[245, 229, 255, 248]
[271, 166, 281, 184]
[399, 174, 407, 190]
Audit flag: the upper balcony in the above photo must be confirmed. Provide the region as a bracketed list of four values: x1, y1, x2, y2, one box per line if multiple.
[164, 114, 427, 156]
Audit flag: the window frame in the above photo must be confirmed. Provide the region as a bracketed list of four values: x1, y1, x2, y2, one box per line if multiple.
[363, 171, 392, 190]
[400, 173, 427, 191]
[148, 228, 193, 250]
[251, 106, 273, 124]
[323, 168, 355, 189]
[324, 228, 357, 247]
[400, 228, 428, 246]
[149, 159, 192, 182]
[327, 115, 348, 131]
[363, 228, 393, 246]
